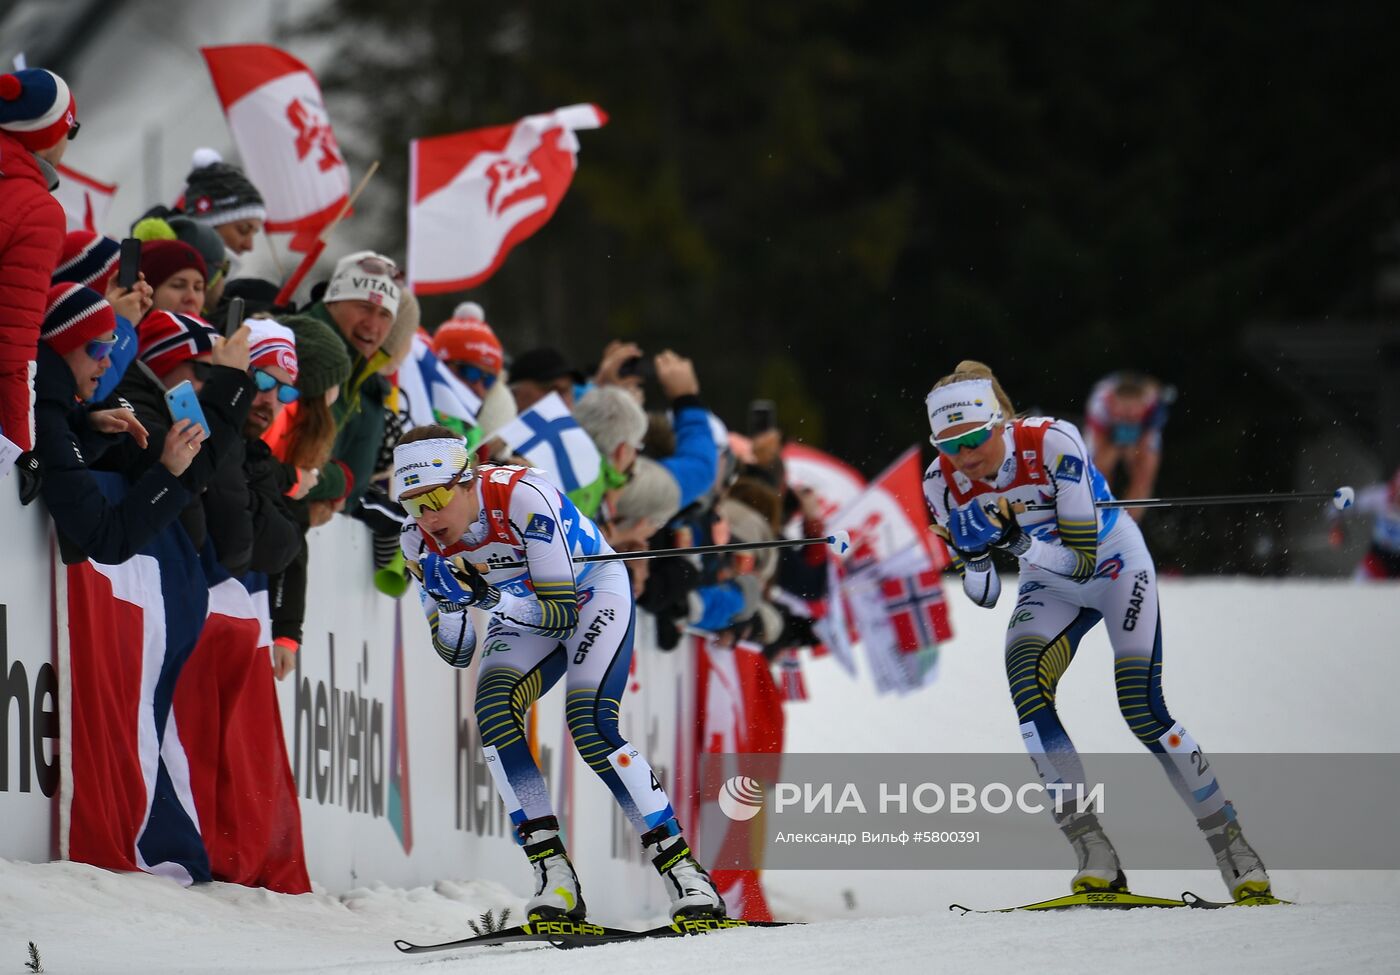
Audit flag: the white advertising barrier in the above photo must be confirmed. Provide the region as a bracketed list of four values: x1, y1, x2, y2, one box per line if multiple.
[0, 492, 60, 863]
[1, 493, 692, 922]
[283, 519, 692, 918]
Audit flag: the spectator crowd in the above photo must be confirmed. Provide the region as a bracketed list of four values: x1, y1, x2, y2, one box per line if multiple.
[1, 66, 830, 796]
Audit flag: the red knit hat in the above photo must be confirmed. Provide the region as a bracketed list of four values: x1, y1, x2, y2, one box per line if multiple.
[42, 284, 116, 356]
[0, 69, 77, 151]
[138, 309, 219, 377]
[52, 231, 120, 291]
[139, 239, 207, 292]
[432, 302, 503, 375]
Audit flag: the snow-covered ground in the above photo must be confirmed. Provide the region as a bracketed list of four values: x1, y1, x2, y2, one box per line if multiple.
[4, 578, 1397, 973]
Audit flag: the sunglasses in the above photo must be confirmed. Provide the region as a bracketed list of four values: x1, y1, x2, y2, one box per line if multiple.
[931, 421, 997, 455]
[252, 368, 300, 403]
[400, 466, 471, 518]
[450, 363, 498, 390]
[86, 335, 118, 361]
[354, 255, 406, 286]
[67, 121, 80, 141]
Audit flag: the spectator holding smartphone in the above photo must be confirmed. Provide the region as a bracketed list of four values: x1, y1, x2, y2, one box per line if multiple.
[31, 285, 204, 563]
[97, 310, 254, 559]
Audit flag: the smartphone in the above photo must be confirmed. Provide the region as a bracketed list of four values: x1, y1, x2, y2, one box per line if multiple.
[224, 296, 245, 338]
[117, 237, 142, 290]
[164, 380, 209, 437]
[618, 355, 653, 381]
[748, 399, 777, 435]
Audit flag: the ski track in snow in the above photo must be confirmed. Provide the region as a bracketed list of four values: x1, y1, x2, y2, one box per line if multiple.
[6, 579, 1399, 973]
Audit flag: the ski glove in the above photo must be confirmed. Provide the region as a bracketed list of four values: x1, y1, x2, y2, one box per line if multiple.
[418, 552, 501, 611]
[985, 498, 1031, 557]
[948, 501, 1002, 555]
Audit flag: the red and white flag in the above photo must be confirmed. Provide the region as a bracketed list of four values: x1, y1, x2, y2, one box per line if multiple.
[408, 104, 607, 294]
[201, 44, 350, 251]
[53, 163, 116, 234]
[827, 446, 948, 573]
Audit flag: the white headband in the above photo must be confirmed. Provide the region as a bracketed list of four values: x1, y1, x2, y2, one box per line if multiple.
[925, 378, 1003, 438]
[390, 437, 472, 501]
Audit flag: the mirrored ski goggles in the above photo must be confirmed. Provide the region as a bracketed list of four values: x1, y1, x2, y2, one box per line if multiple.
[86, 336, 119, 362]
[450, 362, 498, 390]
[399, 466, 472, 518]
[251, 368, 300, 404]
[931, 421, 997, 455]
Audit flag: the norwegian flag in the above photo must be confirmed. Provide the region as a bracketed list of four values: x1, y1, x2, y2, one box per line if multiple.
[880, 567, 953, 653]
[407, 104, 607, 294]
[60, 472, 309, 892]
[200, 45, 350, 251]
[52, 163, 117, 233]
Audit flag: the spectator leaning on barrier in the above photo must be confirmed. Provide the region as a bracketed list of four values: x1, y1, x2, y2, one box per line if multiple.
[31, 285, 206, 563]
[298, 250, 401, 515]
[98, 309, 254, 563]
[202, 318, 302, 577]
[0, 68, 75, 452]
[262, 312, 351, 676]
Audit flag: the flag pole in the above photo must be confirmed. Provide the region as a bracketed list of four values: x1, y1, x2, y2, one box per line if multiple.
[274, 160, 380, 305]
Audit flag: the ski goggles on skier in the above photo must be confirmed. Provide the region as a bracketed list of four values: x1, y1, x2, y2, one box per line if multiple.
[931, 420, 997, 455]
[251, 368, 300, 404]
[399, 465, 472, 518]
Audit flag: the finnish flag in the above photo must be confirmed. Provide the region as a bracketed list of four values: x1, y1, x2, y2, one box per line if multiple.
[495, 392, 601, 494]
[397, 332, 482, 430]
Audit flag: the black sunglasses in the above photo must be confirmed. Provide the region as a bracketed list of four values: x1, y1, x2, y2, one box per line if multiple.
[67, 121, 80, 141]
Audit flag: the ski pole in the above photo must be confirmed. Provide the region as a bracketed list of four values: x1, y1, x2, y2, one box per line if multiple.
[1017, 486, 1355, 514]
[463, 531, 852, 575]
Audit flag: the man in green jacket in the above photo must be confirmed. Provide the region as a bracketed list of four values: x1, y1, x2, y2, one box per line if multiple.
[300, 250, 401, 520]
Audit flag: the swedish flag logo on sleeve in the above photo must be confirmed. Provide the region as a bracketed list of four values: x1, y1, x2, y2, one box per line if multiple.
[524, 513, 556, 542]
[1054, 454, 1084, 483]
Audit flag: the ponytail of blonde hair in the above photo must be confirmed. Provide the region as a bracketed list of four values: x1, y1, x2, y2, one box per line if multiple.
[930, 360, 1016, 420]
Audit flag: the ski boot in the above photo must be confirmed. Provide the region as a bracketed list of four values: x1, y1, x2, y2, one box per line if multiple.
[517, 816, 586, 921]
[1058, 810, 1128, 893]
[642, 820, 726, 920]
[1199, 803, 1273, 902]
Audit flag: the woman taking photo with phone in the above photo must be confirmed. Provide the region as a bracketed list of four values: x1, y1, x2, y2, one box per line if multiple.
[922, 360, 1275, 905]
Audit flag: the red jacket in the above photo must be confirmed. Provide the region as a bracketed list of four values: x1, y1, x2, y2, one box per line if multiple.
[0, 131, 66, 449]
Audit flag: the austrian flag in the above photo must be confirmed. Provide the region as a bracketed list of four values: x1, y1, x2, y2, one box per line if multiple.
[200, 45, 350, 251]
[408, 104, 607, 294]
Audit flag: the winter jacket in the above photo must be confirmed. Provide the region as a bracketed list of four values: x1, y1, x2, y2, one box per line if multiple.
[301, 301, 387, 510]
[32, 343, 190, 564]
[238, 438, 301, 574]
[96, 361, 255, 564]
[0, 132, 65, 449]
[660, 396, 717, 510]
